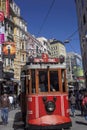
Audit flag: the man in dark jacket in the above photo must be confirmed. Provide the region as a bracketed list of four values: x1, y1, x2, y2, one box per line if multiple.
[0, 92, 10, 125]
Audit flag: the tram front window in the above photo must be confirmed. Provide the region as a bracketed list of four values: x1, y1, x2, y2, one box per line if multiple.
[39, 70, 59, 92]
[50, 71, 59, 91]
[39, 72, 48, 92]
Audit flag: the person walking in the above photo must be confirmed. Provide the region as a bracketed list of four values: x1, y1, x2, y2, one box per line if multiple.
[69, 93, 76, 117]
[0, 92, 10, 125]
[82, 92, 87, 120]
[78, 90, 84, 116]
[9, 93, 14, 110]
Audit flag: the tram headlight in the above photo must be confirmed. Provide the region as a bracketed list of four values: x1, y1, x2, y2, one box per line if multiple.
[43, 96, 47, 102]
[45, 101, 55, 113]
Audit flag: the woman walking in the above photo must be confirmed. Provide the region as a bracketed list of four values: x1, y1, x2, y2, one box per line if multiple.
[0, 92, 10, 125]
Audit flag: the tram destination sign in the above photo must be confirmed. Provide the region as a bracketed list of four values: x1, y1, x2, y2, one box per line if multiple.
[34, 58, 59, 63]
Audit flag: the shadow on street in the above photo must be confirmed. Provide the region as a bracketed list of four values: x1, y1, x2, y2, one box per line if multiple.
[0, 121, 3, 125]
[75, 120, 87, 125]
[13, 111, 25, 130]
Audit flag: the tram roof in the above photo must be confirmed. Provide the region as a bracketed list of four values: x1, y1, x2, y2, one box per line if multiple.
[21, 54, 66, 71]
[21, 62, 66, 71]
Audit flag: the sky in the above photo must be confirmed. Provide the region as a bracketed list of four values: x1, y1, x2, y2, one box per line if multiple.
[14, 0, 81, 55]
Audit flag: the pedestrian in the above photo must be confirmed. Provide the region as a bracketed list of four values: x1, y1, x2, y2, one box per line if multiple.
[82, 92, 87, 120]
[0, 92, 10, 125]
[8, 93, 14, 110]
[69, 93, 76, 117]
[13, 93, 17, 108]
[78, 90, 84, 116]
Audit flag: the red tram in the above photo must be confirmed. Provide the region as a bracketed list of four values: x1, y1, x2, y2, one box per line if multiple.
[20, 54, 72, 130]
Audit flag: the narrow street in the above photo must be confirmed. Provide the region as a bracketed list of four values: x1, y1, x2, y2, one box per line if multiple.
[0, 108, 24, 130]
[70, 109, 87, 130]
[0, 108, 87, 130]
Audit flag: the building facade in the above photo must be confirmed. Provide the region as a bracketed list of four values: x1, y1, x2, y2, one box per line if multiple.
[0, 0, 45, 82]
[49, 39, 66, 58]
[37, 37, 51, 57]
[75, 0, 87, 86]
[0, 0, 28, 81]
[66, 52, 85, 90]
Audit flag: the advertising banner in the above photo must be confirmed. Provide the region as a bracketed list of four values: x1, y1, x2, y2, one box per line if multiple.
[2, 43, 16, 59]
[0, 34, 4, 44]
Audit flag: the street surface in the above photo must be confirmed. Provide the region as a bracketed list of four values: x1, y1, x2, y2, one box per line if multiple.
[0, 108, 24, 130]
[70, 109, 87, 130]
[0, 108, 87, 130]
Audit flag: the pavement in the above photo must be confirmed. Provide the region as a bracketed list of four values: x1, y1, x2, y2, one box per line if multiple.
[0, 108, 87, 130]
[0, 108, 25, 130]
[70, 109, 87, 130]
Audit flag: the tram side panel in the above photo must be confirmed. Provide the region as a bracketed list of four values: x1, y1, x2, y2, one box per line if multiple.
[63, 95, 70, 117]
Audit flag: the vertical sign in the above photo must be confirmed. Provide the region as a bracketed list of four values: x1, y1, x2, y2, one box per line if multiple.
[6, 0, 9, 18]
[0, 11, 4, 22]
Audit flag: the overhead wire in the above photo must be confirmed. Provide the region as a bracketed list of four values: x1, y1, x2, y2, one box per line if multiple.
[36, 0, 80, 53]
[64, 27, 79, 42]
[64, 27, 80, 53]
[37, 0, 56, 36]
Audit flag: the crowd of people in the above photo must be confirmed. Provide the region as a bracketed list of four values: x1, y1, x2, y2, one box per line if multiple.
[69, 89, 87, 120]
[0, 91, 21, 125]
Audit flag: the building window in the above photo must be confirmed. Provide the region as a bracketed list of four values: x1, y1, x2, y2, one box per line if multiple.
[83, 14, 86, 25]
[21, 54, 24, 62]
[22, 43, 24, 49]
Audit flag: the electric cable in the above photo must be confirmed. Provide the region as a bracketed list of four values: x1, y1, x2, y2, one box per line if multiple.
[37, 0, 56, 36]
[64, 27, 80, 53]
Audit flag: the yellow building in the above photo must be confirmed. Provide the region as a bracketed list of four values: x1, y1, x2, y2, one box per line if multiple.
[49, 39, 66, 58]
[13, 16, 27, 81]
